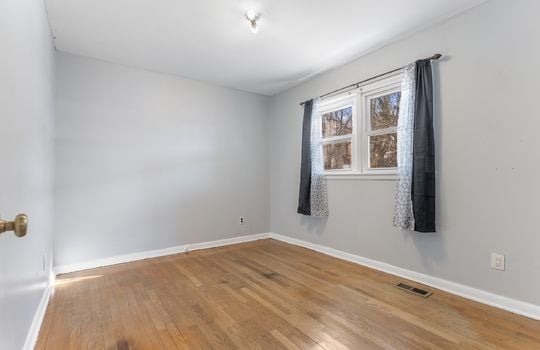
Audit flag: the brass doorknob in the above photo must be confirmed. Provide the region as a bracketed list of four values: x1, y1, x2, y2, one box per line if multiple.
[0, 214, 28, 237]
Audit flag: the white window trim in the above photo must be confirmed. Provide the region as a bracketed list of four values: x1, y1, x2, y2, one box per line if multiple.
[325, 173, 397, 180]
[320, 73, 402, 180]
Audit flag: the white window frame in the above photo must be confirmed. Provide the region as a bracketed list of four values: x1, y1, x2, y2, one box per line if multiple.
[319, 95, 356, 175]
[321, 73, 402, 180]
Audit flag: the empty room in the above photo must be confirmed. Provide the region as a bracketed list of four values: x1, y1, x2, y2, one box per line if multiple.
[2, 0, 540, 349]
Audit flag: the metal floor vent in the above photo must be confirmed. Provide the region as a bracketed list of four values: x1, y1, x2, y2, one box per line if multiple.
[395, 282, 432, 298]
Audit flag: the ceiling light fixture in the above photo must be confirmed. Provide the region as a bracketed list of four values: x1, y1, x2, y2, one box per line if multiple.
[245, 10, 261, 34]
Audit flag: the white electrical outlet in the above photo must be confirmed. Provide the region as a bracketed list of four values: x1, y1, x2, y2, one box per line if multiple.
[239, 217, 245, 225]
[491, 252, 505, 271]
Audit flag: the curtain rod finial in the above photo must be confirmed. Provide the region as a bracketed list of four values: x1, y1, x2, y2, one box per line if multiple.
[430, 53, 442, 60]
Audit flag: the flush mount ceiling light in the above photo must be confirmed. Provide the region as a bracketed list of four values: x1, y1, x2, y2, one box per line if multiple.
[245, 10, 261, 34]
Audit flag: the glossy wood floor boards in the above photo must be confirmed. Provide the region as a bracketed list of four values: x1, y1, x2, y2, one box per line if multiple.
[36, 239, 540, 349]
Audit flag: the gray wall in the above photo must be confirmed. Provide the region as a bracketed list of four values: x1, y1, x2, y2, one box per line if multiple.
[0, 0, 55, 348]
[269, 0, 540, 305]
[54, 53, 270, 267]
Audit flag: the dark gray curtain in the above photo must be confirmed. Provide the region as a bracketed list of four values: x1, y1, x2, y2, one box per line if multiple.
[412, 59, 436, 232]
[297, 99, 313, 215]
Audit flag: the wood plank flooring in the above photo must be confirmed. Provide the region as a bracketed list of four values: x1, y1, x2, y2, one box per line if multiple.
[36, 239, 540, 349]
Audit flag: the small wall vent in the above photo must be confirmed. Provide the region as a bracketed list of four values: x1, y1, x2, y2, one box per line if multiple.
[395, 282, 432, 298]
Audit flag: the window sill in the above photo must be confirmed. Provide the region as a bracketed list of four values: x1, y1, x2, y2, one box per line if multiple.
[324, 173, 397, 181]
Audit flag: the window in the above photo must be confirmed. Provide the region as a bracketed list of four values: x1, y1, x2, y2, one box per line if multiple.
[320, 74, 402, 179]
[320, 102, 354, 171]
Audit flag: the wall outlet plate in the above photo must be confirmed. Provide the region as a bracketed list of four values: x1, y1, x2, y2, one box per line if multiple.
[491, 252, 505, 271]
[239, 217, 245, 225]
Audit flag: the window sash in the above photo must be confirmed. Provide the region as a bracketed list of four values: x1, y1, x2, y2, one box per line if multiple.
[365, 127, 398, 170]
[322, 137, 354, 172]
[320, 104, 354, 139]
[366, 131, 398, 171]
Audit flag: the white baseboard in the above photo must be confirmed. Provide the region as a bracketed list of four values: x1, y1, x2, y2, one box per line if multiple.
[185, 233, 271, 252]
[23, 279, 54, 350]
[269, 233, 540, 321]
[54, 245, 188, 275]
[54, 233, 272, 275]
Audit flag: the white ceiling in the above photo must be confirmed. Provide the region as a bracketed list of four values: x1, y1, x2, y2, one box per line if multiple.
[46, 0, 486, 95]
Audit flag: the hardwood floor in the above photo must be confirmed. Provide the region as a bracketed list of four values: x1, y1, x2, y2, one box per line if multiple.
[37, 239, 540, 349]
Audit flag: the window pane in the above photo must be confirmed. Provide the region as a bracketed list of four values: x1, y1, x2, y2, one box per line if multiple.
[369, 133, 397, 168]
[370, 91, 401, 130]
[323, 142, 352, 170]
[322, 106, 353, 138]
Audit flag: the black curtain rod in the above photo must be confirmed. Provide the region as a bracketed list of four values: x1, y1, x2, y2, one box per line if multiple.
[299, 53, 442, 106]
